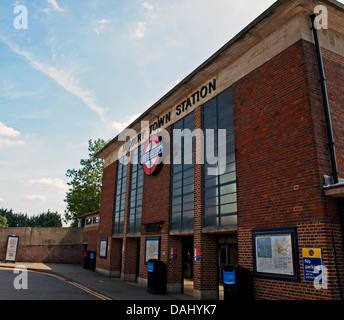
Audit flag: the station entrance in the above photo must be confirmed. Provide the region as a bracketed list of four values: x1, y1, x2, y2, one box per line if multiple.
[181, 236, 193, 296]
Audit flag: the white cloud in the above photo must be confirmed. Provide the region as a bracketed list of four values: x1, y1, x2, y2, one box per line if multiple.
[142, 2, 154, 11]
[93, 19, 110, 34]
[0, 198, 4, 203]
[44, 0, 64, 13]
[130, 22, 147, 39]
[0, 122, 25, 148]
[0, 137, 24, 148]
[27, 178, 68, 193]
[0, 38, 106, 121]
[24, 195, 47, 202]
[0, 122, 20, 138]
[112, 113, 142, 134]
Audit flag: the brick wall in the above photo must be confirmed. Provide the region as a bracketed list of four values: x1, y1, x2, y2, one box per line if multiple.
[0, 227, 84, 263]
[139, 126, 172, 282]
[234, 39, 344, 300]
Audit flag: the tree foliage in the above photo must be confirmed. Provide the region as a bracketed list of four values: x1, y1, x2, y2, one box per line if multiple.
[0, 208, 62, 227]
[0, 214, 8, 227]
[64, 138, 107, 227]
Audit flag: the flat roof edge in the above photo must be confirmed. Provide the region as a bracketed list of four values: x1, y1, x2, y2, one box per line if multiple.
[95, 0, 344, 159]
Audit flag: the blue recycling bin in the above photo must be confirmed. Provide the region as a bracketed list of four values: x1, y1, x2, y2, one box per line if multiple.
[223, 265, 253, 301]
[147, 259, 167, 294]
[89, 251, 96, 272]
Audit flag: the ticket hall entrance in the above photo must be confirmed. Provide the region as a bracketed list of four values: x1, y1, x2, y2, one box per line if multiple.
[182, 237, 193, 296]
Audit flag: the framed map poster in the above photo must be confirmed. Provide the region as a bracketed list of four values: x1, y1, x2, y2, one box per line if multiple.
[145, 236, 160, 264]
[252, 227, 300, 281]
[99, 238, 108, 258]
[5, 235, 19, 262]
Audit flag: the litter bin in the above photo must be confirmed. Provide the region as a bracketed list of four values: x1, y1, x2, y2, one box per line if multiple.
[147, 259, 167, 294]
[223, 265, 253, 301]
[89, 251, 96, 272]
[83, 250, 90, 269]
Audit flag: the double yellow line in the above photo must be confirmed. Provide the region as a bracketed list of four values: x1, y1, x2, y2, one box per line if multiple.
[0, 266, 112, 300]
[67, 280, 112, 300]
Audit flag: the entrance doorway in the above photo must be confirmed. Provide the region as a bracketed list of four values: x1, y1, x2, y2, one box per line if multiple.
[135, 238, 140, 280]
[182, 237, 193, 296]
[218, 243, 238, 282]
[218, 242, 237, 300]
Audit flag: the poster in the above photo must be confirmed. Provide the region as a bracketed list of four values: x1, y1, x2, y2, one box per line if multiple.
[5, 235, 19, 262]
[99, 238, 108, 258]
[145, 237, 160, 263]
[253, 228, 299, 280]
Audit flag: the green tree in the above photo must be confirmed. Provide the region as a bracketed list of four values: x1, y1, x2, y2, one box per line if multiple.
[30, 210, 62, 227]
[0, 214, 8, 227]
[64, 139, 107, 227]
[0, 208, 62, 227]
[1, 208, 30, 227]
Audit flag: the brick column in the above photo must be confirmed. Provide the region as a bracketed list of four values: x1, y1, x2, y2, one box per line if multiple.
[96, 161, 118, 276]
[193, 106, 218, 300]
[167, 236, 183, 293]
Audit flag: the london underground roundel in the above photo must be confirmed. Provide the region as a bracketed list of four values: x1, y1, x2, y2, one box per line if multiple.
[140, 135, 163, 175]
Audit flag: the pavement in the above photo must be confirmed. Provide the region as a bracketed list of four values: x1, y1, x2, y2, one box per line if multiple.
[0, 262, 193, 300]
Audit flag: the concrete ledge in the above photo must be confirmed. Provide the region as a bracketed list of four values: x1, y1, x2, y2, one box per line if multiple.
[137, 277, 147, 288]
[193, 289, 218, 300]
[167, 283, 182, 294]
[96, 267, 120, 278]
[121, 273, 136, 282]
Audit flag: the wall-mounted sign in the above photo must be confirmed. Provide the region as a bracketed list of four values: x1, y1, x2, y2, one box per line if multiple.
[119, 79, 217, 158]
[194, 248, 200, 261]
[5, 235, 19, 262]
[171, 248, 178, 259]
[252, 227, 300, 281]
[99, 238, 108, 258]
[302, 248, 323, 283]
[145, 236, 160, 264]
[141, 135, 163, 175]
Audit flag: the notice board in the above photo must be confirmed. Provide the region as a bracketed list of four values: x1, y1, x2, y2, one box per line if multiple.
[5, 235, 19, 262]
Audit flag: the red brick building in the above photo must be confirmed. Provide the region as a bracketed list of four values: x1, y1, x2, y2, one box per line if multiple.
[94, 0, 344, 299]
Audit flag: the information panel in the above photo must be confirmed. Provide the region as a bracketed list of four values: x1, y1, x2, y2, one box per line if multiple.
[252, 227, 299, 281]
[99, 238, 108, 258]
[145, 237, 160, 263]
[5, 235, 19, 262]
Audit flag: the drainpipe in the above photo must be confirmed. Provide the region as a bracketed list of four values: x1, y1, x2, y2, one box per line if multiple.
[310, 14, 339, 185]
[311, 15, 343, 300]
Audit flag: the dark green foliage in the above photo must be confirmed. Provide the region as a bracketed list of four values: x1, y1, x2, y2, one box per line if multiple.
[64, 139, 108, 227]
[0, 208, 62, 227]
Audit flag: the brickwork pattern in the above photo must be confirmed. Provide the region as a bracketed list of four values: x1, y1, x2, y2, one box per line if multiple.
[234, 39, 344, 300]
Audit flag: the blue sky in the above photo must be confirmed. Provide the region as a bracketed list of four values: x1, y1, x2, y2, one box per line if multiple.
[1, 0, 342, 223]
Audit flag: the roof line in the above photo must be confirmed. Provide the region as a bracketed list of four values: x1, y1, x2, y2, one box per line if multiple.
[95, 0, 344, 158]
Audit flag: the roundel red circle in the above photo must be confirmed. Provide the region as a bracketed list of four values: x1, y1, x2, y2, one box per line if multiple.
[141, 135, 163, 175]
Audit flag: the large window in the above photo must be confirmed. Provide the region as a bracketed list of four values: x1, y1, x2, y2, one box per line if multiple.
[128, 146, 144, 234]
[203, 87, 237, 228]
[170, 112, 194, 231]
[113, 155, 128, 235]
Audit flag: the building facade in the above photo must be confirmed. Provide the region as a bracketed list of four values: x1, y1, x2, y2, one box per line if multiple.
[93, 0, 344, 300]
